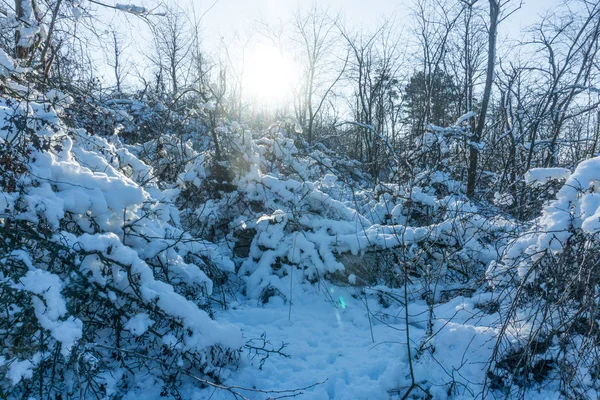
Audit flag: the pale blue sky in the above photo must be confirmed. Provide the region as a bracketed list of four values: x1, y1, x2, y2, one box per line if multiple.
[198, 0, 560, 42]
[108, 0, 562, 49]
[94, 0, 562, 88]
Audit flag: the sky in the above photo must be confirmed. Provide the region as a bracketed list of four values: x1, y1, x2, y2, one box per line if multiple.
[197, 0, 561, 44]
[92, 0, 562, 94]
[100, 0, 562, 53]
[200, 0, 402, 37]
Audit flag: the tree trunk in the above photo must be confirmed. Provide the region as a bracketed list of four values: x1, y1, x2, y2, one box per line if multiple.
[466, 0, 499, 198]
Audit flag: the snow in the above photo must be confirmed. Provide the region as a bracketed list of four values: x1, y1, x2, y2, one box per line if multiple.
[321, 173, 338, 187]
[0, 48, 15, 76]
[16, 26, 40, 48]
[124, 313, 155, 336]
[524, 167, 571, 185]
[456, 111, 477, 125]
[71, 5, 82, 19]
[185, 285, 501, 400]
[2, 43, 596, 398]
[13, 270, 83, 357]
[115, 4, 148, 15]
[500, 156, 600, 277]
[66, 231, 243, 350]
[6, 359, 35, 386]
[494, 191, 514, 206]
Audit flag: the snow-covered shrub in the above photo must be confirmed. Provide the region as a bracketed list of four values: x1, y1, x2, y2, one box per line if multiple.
[357, 118, 515, 293]
[174, 118, 509, 304]
[162, 112, 514, 306]
[486, 157, 600, 397]
[0, 74, 241, 398]
[64, 93, 198, 185]
[500, 166, 573, 221]
[363, 183, 514, 310]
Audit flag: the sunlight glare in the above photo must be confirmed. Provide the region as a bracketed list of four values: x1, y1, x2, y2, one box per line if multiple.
[243, 44, 299, 106]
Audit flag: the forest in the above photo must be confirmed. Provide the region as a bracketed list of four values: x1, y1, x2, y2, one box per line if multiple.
[0, 0, 600, 398]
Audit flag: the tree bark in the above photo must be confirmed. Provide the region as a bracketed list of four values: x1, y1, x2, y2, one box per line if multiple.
[466, 0, 499, 198]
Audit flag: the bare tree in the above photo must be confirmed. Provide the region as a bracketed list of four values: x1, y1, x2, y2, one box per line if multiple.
[220, 32, 252, 121]
[108, 30, 128, 94]
[291, 5, 344, 145]
[339, 20, 405, 179]
[14, 0, 40, 59]
[149, 6, 192, 94]
[535, 1, 600, 167]
[444, 0, 487, 179]
[409, 0, 462, 138]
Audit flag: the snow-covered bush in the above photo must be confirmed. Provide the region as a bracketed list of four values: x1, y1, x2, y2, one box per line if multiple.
[0, 70, 241, 398]
[486, 157, 600, 397]
[361, 119, 515, 295]
[173, 126, 371, 299]
[168, 115, 512, 306]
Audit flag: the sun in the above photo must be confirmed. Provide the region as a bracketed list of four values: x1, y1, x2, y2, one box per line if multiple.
[242, 43, 299, 106]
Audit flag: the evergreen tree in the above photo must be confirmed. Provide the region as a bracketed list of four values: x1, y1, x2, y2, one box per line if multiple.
[404, 70, 460, 136]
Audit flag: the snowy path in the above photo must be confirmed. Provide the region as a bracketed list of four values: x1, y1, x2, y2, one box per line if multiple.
[193, 284, 500, 400]
[117, 282, 559, 400]
[207, 285, 409, 399]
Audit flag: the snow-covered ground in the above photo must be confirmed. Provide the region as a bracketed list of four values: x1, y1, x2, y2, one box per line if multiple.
[116, 281, 543, 400]
[213, 284, 409, 400]
[193, 283, 567, 400]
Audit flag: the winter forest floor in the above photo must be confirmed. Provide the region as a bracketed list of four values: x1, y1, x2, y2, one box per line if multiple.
[121, 281, 563, 400]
